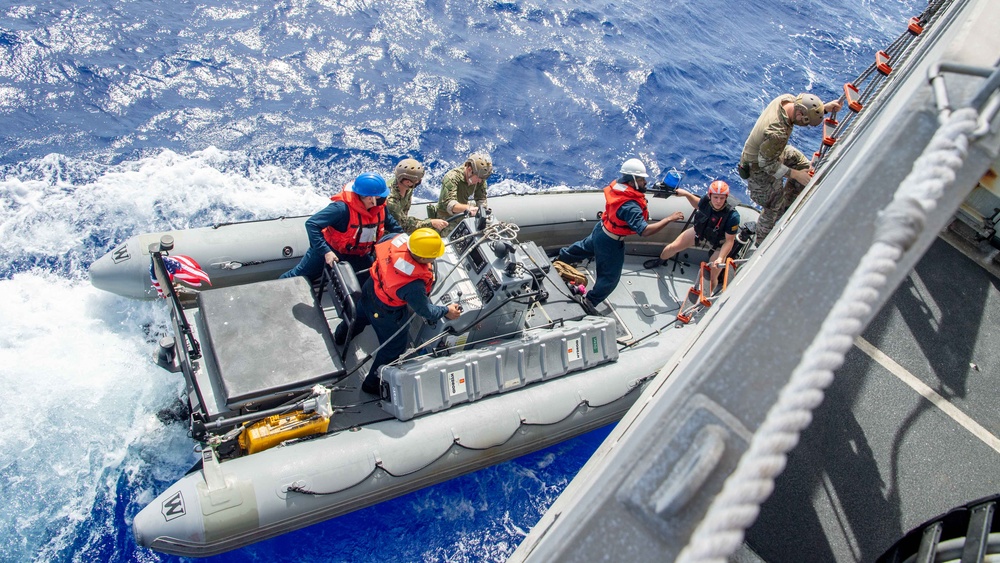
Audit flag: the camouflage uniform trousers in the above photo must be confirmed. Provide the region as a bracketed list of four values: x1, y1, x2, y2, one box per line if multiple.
[747, 145, 810, 242]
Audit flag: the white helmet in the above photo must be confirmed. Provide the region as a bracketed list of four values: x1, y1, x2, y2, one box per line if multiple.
[619, 158, 648, 178]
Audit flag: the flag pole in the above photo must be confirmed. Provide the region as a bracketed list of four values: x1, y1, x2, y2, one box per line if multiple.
[149, 235, 202, 361]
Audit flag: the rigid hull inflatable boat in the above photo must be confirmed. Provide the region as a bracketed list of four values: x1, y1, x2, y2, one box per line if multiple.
[90, 190, 758, 556]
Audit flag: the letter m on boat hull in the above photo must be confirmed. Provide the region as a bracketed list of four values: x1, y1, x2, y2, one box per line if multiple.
[161, 491, 186, 521]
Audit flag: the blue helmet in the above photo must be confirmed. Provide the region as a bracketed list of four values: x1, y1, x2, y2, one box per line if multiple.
[352, 172, 389, 197]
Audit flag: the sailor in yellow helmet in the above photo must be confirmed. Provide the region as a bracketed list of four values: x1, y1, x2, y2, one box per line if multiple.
[335, 228, 461, 395]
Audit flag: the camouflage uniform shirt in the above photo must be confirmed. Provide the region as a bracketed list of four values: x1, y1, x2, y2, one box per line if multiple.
[386, 177, 433, 234]
[435, 166, 488, 220]
[740, 95, 798, 197]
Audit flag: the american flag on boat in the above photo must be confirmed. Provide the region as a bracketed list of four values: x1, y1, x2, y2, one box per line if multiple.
[149, 255, 212, 297]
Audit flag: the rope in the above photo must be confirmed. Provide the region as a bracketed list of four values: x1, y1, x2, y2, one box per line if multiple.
[677, 107, 979, 563]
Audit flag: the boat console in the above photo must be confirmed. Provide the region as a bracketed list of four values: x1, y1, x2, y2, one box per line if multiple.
[412, 216, 551, 351]
[380, 213, 619, 420]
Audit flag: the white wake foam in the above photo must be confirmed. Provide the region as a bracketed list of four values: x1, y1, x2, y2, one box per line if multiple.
[0, 271, 195, 560]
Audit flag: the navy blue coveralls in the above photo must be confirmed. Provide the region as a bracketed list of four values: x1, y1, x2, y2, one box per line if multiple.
[557, 200, 649, 306]
[280, 201, 403, 280]
[350, 274, 449, 393]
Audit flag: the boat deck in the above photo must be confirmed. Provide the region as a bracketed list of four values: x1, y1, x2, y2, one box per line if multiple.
[323, 247, 717, 432]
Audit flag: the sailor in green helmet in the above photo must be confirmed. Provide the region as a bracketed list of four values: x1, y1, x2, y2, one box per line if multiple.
[386, 158, 449, 234]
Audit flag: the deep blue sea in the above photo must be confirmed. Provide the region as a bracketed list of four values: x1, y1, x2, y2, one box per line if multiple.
[0, 0, 919, 560]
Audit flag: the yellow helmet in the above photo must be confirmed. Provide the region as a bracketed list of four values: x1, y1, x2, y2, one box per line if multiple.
[408, 228, 445, 259]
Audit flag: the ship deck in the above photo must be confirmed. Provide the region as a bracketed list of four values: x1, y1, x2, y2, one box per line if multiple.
[744, 236, 1000, 561]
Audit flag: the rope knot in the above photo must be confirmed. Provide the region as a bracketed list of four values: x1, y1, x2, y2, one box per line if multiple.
[874, 196, 926, 252]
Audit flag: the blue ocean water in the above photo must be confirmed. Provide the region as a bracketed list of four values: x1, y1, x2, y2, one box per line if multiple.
[0, 0, 919, 560]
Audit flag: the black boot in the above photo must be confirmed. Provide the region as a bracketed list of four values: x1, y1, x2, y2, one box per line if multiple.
[573, 294, 601, 316]
[643, 257, 665, 269]
[334, 322, 348, 346]
[361, 377, 381, 396]
[335, 321, 362, 346]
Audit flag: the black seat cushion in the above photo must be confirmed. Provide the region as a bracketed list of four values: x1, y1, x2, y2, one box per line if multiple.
[197, 276, 345, 407]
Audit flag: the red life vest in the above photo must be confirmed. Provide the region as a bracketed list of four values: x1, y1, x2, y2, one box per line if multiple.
[601, 181, 649, 237]
[370, 235, 434, 308]
[322, 188, 386, 256]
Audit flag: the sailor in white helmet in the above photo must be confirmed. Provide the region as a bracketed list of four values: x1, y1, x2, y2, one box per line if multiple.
[553, 158, 684, 314]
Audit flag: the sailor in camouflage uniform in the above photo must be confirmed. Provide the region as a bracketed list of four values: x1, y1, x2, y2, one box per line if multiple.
[740, 93, 842, 241]
[386, 158, 449, 234]
[434, 152, 492, 236]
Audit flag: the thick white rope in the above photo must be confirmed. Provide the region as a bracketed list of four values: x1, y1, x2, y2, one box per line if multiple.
[677, 107, 980, 563]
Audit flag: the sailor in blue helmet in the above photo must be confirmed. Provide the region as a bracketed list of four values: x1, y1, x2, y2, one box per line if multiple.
[554, 158, 685, 314]
[280, 172, 403, 280]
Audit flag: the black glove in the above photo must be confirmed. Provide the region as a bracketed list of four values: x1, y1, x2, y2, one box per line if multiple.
[650, 181, 676, 197]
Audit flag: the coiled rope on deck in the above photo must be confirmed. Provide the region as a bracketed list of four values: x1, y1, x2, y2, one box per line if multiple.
[677, 107, 980, 563]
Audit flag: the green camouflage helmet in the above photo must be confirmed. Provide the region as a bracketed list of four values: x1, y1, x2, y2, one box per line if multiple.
[794, 93, 825, 126]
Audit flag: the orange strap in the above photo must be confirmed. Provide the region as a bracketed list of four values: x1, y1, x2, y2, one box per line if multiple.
[677, 285, 702, 324]
[676, 259, 746, 324]
[698, 262, 713, 307]
[822, 117, 839, 147]
[721, 258, 735, 293]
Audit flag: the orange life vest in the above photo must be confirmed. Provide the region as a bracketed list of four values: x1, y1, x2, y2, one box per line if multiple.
[370, 235, 434, 308]
[322, 188, 386, 256]
[601, 181, 649, 236]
